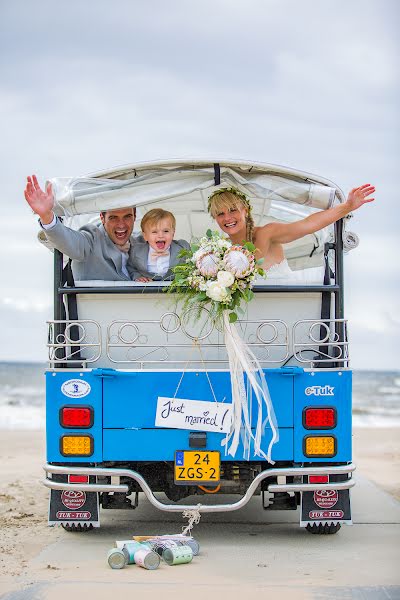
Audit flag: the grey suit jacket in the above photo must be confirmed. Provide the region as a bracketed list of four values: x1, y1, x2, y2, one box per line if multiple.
[41, 218, 143, 281]
[130, 239, 190, 281]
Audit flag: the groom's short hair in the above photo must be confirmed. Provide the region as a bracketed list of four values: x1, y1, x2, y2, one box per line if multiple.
[100, 207, 136, 218]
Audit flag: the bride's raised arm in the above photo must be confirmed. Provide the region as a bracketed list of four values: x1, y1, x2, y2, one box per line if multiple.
[261, 184, 375, 245]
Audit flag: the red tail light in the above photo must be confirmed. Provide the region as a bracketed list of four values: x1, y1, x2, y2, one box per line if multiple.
[303, 407, 336, 429]
[60, 406, 93, 428]
[68, 474, 89, 483]
[308, 475, 329, 484]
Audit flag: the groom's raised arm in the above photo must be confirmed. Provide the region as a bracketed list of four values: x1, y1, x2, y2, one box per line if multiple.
[24, 174, 94, 261]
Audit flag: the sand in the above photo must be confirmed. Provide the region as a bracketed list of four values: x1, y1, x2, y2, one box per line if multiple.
[0, 428, 399, 596]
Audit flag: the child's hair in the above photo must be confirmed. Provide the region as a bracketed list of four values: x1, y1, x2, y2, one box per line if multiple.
[140, 208, 176, 232]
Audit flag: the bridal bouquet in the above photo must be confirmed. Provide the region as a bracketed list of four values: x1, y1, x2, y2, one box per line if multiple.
[169, 230, 265, 322]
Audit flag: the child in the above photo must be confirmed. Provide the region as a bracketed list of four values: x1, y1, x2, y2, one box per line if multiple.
[130, 208, 190, 281]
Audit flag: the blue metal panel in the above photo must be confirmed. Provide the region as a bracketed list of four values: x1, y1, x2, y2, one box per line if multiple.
[46, 371, 103, 462]
[103, 427, 293, 462]
[293, 370, 352, 462]
[102, 368, 295, 429]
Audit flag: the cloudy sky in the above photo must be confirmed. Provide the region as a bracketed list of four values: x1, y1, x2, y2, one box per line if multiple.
[0, 0, 398, 368]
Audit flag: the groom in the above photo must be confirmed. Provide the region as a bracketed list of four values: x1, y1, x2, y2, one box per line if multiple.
[24, 175, 139, 281]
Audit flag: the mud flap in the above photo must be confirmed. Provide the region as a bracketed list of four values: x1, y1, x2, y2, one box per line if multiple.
[300, 488, 352, 527]
[48, 473, 100, 527]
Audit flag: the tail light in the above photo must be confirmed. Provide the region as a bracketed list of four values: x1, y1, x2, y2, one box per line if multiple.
[68, 474, 89, 483]
[304, 435, 336, 457]
[303, 407, 336, 429]
[308, 475, 329, 484]
[60, 406, 93, 428]
[61, 435, 93, 456]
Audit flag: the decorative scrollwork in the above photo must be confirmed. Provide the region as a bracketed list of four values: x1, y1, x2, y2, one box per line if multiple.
[117, 322, 140, 345]
[106, 315, 289, 365]
[47, 320, 101, 364]
[180, 307, 215, 341]
[47, 316, 348, 368]
[293, 319, 349, 365]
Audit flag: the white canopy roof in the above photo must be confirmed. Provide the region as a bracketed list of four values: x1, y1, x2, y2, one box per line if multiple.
[46, 158, 347, 270]
[49, 158, 345, 216]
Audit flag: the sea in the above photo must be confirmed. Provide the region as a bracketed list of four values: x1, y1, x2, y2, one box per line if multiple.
[0, 362, 399, 429]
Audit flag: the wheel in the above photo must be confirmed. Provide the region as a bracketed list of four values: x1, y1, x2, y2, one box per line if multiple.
[61, 523, 94, 532]
[306, 522, 341, 535]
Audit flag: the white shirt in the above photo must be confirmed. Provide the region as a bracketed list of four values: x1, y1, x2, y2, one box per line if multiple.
[147, 248, 171, 275]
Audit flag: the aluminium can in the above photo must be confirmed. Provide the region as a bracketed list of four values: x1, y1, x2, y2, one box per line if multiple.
[133, 548, 161, 570]
[107, 547, 129, 569]
[163, 545, 193, 566]
[123, 541, 147, 564]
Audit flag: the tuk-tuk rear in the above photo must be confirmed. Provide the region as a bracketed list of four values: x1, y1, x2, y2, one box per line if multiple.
[42, 159, 355, 534]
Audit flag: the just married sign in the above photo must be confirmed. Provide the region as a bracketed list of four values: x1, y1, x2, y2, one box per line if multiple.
[155, 397, 232, 433]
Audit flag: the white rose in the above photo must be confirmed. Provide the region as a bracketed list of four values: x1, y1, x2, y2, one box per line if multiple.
[217, 270, 235, 287]
[206, 281, 229, 302]
[217, 238, 231, 249]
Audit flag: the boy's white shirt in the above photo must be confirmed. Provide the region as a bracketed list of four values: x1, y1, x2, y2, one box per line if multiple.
[147, 247, 171, 275]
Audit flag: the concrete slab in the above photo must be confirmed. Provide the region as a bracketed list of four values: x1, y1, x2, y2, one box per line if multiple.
[13, 478, 400, 600]
[2, 473, 394, 599]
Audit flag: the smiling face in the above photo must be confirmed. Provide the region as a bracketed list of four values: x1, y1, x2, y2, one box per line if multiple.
[209, 192, 248, 240]
[142, 216, 175, 252]
[214, 204, 248, 237]
[100, 207, 135, 246]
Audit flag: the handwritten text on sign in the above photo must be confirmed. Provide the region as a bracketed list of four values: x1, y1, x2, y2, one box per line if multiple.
[155, 397, 232, 433]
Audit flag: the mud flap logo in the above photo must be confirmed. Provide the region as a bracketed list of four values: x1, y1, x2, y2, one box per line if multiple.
[309, 510, 344, 519]
[313, 490, 338, 509]
[61, 490, 86, 510]
[56, 511, 91, 519]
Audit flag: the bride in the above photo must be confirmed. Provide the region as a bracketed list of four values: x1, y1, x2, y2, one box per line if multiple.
[208, 184, 375, 272]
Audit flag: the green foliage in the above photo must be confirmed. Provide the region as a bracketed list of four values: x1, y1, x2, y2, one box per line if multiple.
[167, 230, 267, 327]
[243, 241, 256, 252]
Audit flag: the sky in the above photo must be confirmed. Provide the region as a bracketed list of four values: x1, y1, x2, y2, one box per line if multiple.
[0, 0, 398, 368]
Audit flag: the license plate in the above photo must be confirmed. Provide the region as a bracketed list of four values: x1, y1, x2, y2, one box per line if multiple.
[174, 451, 220, 485]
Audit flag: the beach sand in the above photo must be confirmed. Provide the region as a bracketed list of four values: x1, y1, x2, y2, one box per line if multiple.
[0, 428, 399, 595]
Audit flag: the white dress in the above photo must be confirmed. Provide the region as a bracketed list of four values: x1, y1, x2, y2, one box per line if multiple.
[265, 259, 293, 278]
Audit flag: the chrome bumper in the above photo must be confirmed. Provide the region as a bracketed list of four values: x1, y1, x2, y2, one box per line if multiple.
[43, 463, 355, 514]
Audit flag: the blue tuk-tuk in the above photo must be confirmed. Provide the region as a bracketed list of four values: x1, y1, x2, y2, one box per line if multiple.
[42, 159, 355, 534]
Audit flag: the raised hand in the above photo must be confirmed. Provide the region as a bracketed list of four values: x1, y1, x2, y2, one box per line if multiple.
[24, 175, 55, 224]
[346, 184, 375, 212]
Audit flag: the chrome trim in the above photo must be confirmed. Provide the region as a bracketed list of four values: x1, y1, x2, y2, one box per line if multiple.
[106, 315, 289, 365]
[268, 480, 355, 493]
[293, 318, 349, 367]
[47, 319, 101, 366]
[43, 463, 355, 514]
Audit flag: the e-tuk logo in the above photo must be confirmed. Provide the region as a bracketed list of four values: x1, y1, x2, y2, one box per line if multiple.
[61, 490, 87, 510]
[61, 379, 91, 398]
[305, 385, 334, 397]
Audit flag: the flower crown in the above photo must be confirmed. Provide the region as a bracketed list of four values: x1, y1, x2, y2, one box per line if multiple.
[208, 186, 251, 213]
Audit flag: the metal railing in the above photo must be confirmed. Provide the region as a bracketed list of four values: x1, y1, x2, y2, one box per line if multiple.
[47, 315, 349, 369]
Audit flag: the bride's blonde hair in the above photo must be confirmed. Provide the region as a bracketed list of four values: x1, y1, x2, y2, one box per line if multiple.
[208, 187, 255, 243]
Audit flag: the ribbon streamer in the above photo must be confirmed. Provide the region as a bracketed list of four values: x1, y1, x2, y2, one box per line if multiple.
[222, 311, 279, 463]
